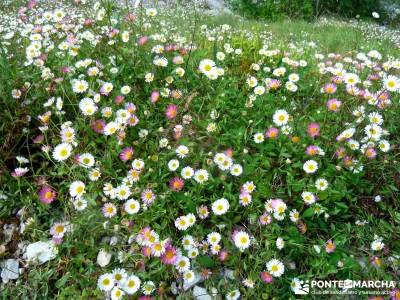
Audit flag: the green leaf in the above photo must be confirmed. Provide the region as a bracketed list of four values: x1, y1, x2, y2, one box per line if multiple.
[303, 208, 314, 218]
[197, 255, 215, 268]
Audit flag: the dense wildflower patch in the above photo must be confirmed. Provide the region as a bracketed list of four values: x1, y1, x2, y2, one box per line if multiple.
[1, 0, 399, 299]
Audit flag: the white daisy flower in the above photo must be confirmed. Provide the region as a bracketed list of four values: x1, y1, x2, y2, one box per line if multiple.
[175, 256, 190, 273]
[176, 145, 189, 158]
[124, 199, 140, 214]
[72, 79, 88, 94]
[181, 166, 194, 179]
[121, 275, 141, 295]
[266, 259, 285, 277]
[233, 231, 251, 251]
[79, 153, 95, 168]
[97, 273, 114, 291]
[183, 270, 195, 283]
[254, 132, 264, 144]
[52, 143, 72, 161]
[168, 159, 180, 171]
[194, 169, 209, 184]
[302, 191, 316, 205]
[303, 160, 318, 174]
[110, 286, 125, 300]
[273, 109, 290, 126]
[69, 181, 85, 198]
[315, 178, 329, 191]
[212, 198, 229, 215]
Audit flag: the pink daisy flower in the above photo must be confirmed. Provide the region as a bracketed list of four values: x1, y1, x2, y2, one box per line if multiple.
[125, 102, 137, 113]
[114, 95, 124, 104]
[323, 83, 337, 94]
[326, 98, 342, 112]
[102, 202, 117, 218]
[91, 119, 106, 134]
[325, 239, 336, 253]
[165, 104, 178, 120]
[260, 271, 273, 283]
[307, 122, 320, 138]
[335, 147, 346, 158]
[259, 213, 272, 225]
[38, 185, 57, 204]
[218, 250, 228, 262]
[11, 167, 29, 178]
[160, 246, 178, 265]
[365, 147, 377, 159]
[142, 246, 152, 257]
[169, 177, 184, 191]
[197, 205, 209, 219]
[306, 145, 319, 156]
[138, 36, 148, 46]
[119, 147, 134, 162]
[141, 189, 156, 205]
[127, 115, 139, 127]
[268, 79, 281, 90]
[150, 91, 160, 103]
[265, 127, 279, 139]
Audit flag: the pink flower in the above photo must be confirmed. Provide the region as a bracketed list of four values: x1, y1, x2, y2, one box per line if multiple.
[127, 115, 139, 127]
[365, 147, 377, 159]
[165, 104, 178, 120]
[150, 91, 160, 103]
[142, 246, 152, 257]
[306, 145, 319, 156]
[323, 83, 337, 94]
[52, 237, 63, 245]
[335, 147, 346, 158]
[327, 98, 342, 112]
[260, 271, 273, 283]
[169, 177, 184, 191]
[307, 122, 320, 138]
[91, 119, 106, 134]
[119, 147, 134, 162]
[84, 19, 93, 26]
[27, 0, 38, 9]
[225, 148, 234, 157]
[218, 250, 228, 262]
[125, 13, 136, 22]
[268, 79, 281, 90]
[141, 189, 156, 205]
[325, 239, 336, 253]
[265, 127, 279, 139]
[33, 134, 44, 144]
[38, 185, 57, 204]
[114, 95, 125, 104]
[160, 246, 177, 265]
[197, 205, 209, 219]
[102, 203, 117, 218]
[11, 167, 29, 178]
[370, 256, 382, 268]
[60, 66, 72, 74]
[125, 102, 136, 113]
[389, 289, 400, 300]
[271, 199, 285, 210]
[259, 213, 272, 225]
[138, 36, 148, 46]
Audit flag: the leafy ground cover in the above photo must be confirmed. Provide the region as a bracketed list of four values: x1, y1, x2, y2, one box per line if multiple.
[0, 1, 399, 299]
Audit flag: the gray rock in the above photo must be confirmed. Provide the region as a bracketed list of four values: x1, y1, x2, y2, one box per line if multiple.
[0, 259, 19, 283]
[193, 285, 212, 300]
[2, 224, 16, 244]
[183, 272, 202, 291]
